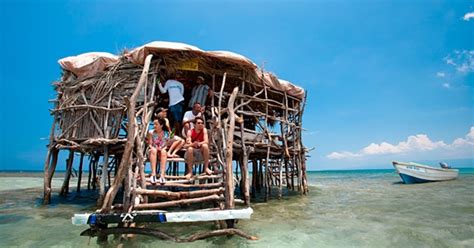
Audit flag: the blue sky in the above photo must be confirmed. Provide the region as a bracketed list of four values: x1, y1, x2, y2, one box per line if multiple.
[0, 0, 472, 171]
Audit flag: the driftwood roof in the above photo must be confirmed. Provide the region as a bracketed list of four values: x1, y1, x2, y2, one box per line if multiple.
[58, 41, 305, 99]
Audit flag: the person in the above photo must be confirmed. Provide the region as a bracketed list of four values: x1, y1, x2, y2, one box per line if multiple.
[155, 107, 185, 158]
[184, 116, 211, 179]
[155, 107, 170, 130]
[182, 102, 203, 137]
[158, 72, 185, 134]
[188, 75, 211, 110]
[147, 118, 169, 184]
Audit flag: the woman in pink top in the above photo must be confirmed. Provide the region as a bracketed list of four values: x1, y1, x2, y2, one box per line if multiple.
[147, 118, 169, 184]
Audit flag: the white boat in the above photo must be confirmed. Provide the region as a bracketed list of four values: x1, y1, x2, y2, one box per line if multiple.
[392, 161, 459, 184]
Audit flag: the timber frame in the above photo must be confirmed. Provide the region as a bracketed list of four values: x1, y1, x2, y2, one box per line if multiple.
[43, 41, 308, 240]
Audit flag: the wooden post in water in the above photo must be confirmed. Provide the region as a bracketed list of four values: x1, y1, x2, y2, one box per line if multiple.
[60, 150, 75, 196]
[43, 148, 59, 204]
[77, 153, 84, 192]
[224, 87, 239, 211]
[98, 146, 109, 206]
[239, 76, 250, 205]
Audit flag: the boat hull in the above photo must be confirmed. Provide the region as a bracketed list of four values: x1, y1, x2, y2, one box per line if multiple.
[392, 161, 459, 184]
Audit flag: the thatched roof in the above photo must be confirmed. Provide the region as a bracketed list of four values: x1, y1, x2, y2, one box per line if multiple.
[57, 41, 305, 99]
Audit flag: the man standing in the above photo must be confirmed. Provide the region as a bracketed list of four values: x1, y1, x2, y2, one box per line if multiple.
[188, 75, 211, 110]
[184, 116, 212, 179]
[159, 72, 185, 134]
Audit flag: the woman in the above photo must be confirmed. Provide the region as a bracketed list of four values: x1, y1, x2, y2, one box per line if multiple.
[155, 107, 185, 158]
[147, 118, 169, 184]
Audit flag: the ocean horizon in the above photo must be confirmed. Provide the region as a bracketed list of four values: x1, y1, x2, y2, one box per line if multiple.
[0, 169, 473, 247]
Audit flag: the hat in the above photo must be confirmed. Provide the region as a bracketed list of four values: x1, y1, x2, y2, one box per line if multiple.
[156, 107, 168, 113]
[197, 76, 205, 81]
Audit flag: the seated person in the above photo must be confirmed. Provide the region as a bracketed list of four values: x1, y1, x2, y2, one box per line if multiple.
[182, 102, 203, 137]
[155, 107, 185, 158]
[184, 116, 212, 179]
[147, 118, 169, 184]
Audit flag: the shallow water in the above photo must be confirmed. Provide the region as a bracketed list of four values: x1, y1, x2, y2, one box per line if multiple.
[0, 170, 473, 247]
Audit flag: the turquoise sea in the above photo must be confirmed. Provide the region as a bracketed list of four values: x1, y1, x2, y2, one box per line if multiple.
[0, 169, 473, 247]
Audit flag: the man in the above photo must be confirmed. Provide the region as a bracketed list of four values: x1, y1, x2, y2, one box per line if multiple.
[158, 72, 185, 134]
[188, 75, 211, 109]
[182, 102, 203, 137]
[184, 116, 212, 179]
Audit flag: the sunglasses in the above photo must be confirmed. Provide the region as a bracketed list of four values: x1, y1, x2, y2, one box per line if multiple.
[196, 122, 204, 125]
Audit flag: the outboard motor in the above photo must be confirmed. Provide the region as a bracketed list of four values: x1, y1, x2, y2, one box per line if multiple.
[440, 162, 450, 169]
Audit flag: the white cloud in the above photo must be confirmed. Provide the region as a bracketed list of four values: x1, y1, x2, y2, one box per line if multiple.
[436, 72, 445, 77]
[327, 127, 474, 160]
[463, 12, 474, 21]
[444, 50, 474, 73]
[327, 151, 360, 159]
[305, 130, 320, 136]
[442, 83, 450, 88]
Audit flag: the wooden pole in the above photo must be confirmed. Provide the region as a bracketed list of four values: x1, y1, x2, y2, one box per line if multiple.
[43, 112, 57, 204]
[239, 76, 250, 206]
[60, 150, 75, 196]
[224, 87, 239, 210]
[76, 153, 84, 192]
[92, 153, 98, 190]
[87, 155, 92, 190]
[43, 148, 59, 204]
[135, 194, 223, 210]
[100, 54, 153, 212]
[251, 159, 257, 197]
[98, 146, 109, 206]
[263, 84, 270, 201]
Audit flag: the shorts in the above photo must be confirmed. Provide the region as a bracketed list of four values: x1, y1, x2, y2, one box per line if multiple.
[184, 148, 204, 163]
[169, 100, 184, 123]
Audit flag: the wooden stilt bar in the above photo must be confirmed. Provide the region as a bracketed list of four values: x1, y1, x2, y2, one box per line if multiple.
[224, 87, 239, 210]
[77, 153, 84, 192]
[43, 111, 58, 204]
[239, 75, 250, 206]
[60, 150, 75, 196]
[87, 155, 93, 190]
[43, 148, 59, 204]
[135, 194, 224, 210]
[98, 146, 109, 206]
[135, 187, 225, 199]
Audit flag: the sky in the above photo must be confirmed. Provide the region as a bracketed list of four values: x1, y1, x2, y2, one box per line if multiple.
[0, 0, 472, 171]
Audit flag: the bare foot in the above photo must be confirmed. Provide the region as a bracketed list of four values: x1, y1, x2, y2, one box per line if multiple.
[167, 153, 173, 158]
[204, 168, 213, 175]
[172, 154, 180, 158]
[184, 173, 193, 180]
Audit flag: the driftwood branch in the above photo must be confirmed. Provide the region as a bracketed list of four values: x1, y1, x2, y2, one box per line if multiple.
[81, 227, 258, 242]
[100, 54, 154, 212]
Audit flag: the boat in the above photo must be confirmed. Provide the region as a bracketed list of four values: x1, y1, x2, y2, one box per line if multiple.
[392, 161, 459, 184]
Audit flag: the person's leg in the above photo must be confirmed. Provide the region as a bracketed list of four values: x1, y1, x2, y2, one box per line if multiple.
[174, 101, 184, 133]
[159, 149, 167, 183]
[182, 123, 190, 139]
[201, 144, 212, 174]
[167, 137, 182, 157]
[149, 147, 158, 183]
[169, 102, 180, 134]
[172, 138, 185, 157]
[185, 147, 194, 179]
